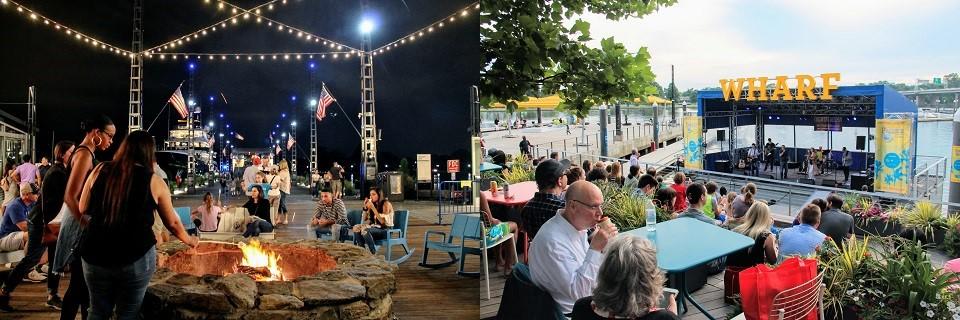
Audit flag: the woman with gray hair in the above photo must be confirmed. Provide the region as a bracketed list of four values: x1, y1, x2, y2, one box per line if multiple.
[570, 235, 679, 319]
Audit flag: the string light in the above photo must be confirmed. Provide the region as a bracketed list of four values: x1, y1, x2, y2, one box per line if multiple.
[2, 0, 133, 57]
[371, 1, 477, 54]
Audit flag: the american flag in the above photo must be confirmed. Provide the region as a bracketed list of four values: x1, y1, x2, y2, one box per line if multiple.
[235, 132, 244, 141]
[169, 83, 188, 119]
[286, 135, 295, 150]
[207, 136, 215, 147]
[275, 145, 281, 155]
[316, 84, 335, 121]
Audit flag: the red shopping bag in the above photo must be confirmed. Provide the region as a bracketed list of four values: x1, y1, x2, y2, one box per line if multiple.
[738, 257, 818, 320]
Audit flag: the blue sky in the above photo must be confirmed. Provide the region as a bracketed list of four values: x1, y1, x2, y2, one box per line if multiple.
[579, 0, 960, 89]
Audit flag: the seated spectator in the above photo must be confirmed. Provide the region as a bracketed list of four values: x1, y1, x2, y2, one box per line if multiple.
[585, 167, 608, 182]
[818, 194, 854, 249]
[520, 159, 568, 239]
[703, 182, 720, 219]
[582, 160, 592, 172]
[608, 162, 624, 187]
[570, 236, 678, 320]
[242, 185, 273, 237]
[310, 187, 348, 240]
[794, 198, 827, 225]
[0, 183, 45, 284]
[654, 187, 676, 213]
[646, 167, 657, 177]
[246, 172, 273, 196]
[191, 192, 222, 233]
[530, 181, 618, 314]
[779, 204, 828, 258]
[566, 167, 586, 185]
[623, 165, 642, 190]
[480, 191, 517, 276]
[677, 183, 720, 226]
[637, 174, 659, 197]
[669, 173, 688, 212]
[727, 202, 779, 268]
[728, 183, 758, 226]
[354, 187, 395, 254]
[720, 191, 736, 217]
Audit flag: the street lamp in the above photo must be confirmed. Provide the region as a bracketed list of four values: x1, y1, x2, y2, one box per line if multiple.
[360, 19, 375, 34]
[291, 121, 297, 127]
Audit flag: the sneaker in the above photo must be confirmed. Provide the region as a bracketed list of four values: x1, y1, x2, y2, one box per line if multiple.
[36, 264, 49, 275]
[0, 295, 13, 312]
[45, 295, 63, 310]
[23, 270, 47, 283]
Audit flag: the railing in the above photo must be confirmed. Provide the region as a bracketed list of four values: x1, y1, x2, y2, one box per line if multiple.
[530, 123, 682, 159]
[532, 146, 960, 219]
[913, 155, 947, 200]
[436, 180, 480, 225]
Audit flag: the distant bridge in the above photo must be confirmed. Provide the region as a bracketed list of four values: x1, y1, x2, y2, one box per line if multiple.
[896, 88, 960, 113]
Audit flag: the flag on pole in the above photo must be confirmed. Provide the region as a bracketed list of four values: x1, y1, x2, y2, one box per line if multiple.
[316, 84, 336, 121]
[220, 92, 229, 104]
[169, 84, 188, 119]
[235, 132, 244, 141]
[207, 136, 215, 147]
[287, 135, 295, 150]
[275, 145, 281, 155]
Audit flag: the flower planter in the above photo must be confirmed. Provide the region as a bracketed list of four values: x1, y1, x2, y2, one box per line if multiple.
[853, 217, 902, 237]
[824, 304, 860, 320]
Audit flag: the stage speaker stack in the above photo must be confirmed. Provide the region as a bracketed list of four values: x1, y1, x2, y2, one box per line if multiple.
[714, 160, 731, 173]
[717, 130, 726, 142]
[856, 136, 866, 151]
[850, 174, 869, 191]
[821, 179, 838, 187]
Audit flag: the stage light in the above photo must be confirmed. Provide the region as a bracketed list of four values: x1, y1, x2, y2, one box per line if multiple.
[188, 63, 195, 70]
[209, 96, 215, 101]
[291, 121, 297, 126]
[853, 117, 857, 121]
[290, 96, 296, 101]
[208, 121, 214, 127]
[360, 19, 375, 34]
[282, 133, 287, 137]
[310, 99, 317, 105]
[776, 116, 780, 120]
[219, 133, 224, 137]
[188, 100, 195, 106]
[275, 124, 280, 128]
[219, 113, 224, 118]
[768, 116, 772, 120]
[226, 124, 230, 128]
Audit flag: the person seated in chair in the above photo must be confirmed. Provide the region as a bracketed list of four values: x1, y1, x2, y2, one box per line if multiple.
[480, 191, 517, 276]
[191, 192, 222, 233]
[570, 236, 678, 320]
[354, 187, 394, 254]
[0, 183, 46, 285]
[241, 185, 273, 237]
[778, 204, 827, 259]
[310, 187, 348, 240]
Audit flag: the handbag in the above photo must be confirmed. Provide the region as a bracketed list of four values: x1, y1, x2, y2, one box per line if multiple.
[739, 257, 818, 320]
[267, 176, 281, 198]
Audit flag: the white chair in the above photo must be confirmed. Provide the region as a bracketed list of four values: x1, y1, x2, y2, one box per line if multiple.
[731, 272, 825, 320]
[481, 223, 517, 300]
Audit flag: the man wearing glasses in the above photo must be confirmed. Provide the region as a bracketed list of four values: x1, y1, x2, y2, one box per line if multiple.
[529, 181, 619, 314]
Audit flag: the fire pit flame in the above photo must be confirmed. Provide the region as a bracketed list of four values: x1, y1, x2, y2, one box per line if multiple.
[237, 239, 283, 281]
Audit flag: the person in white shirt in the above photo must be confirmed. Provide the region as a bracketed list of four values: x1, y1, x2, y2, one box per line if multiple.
[629, 148, 640, 168]
[241, 156, 262, 191]
[529, 181, 619, 314]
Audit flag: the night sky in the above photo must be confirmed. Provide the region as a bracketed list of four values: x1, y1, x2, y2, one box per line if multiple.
[0, 0, 477, 173]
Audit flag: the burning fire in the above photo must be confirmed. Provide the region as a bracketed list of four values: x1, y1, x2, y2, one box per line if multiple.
[237, 240, 283, 281]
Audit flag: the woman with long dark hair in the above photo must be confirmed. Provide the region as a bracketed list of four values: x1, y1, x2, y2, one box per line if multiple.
[1, 161, 19, 214]
[78, 130, 197, 319]
[242, 184, 273, 237]
[53, 114, 115, 320]
[354, 187, 395, 254]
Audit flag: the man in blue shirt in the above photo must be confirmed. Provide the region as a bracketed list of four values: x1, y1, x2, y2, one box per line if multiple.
[779, 204, 828, 258]
[0, 183, 38, 253]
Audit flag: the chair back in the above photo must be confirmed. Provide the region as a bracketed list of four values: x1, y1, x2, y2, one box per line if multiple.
[496, 263, 565, 320]
[392, 210, 409, 237]
[347, 209, 363, 226]
[769, 272, 826, 320]
[175, 207, 195, 229]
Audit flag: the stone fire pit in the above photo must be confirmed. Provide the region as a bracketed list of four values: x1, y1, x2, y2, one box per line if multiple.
[142, 238, 398, 320]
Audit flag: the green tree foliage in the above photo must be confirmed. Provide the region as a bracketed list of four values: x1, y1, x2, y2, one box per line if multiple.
[481, 0, 677, 119]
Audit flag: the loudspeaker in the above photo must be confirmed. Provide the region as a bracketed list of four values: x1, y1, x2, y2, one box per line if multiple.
[714, 160, 731, 173]
[856, 136, 866, 150]
[821, 179, 837, 187]
[717, 130, 726, 142]
[850, 174, 869, 191]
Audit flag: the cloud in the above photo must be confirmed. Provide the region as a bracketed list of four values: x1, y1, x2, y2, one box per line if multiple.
[577, 0, 960, 89]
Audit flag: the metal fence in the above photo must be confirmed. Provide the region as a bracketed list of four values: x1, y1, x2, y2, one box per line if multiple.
[529, 124, 682, 158]
[436, 180, 481, 225]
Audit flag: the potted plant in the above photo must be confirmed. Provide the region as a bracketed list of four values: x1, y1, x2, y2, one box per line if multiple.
[500, 163, 535, 184]
[854, 202, 905, 237]
[869, 237, 960, 319]
[901, 201, 949, 245]
[819, 235, 873, 320]
[940, 215, 960, 258]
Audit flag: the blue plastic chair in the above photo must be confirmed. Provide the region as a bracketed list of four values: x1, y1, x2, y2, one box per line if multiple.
[419, 213, 484, 277]
[372, 210, 415, 264]
[317, 209, 363, 241]
[175, 207, 197, 235]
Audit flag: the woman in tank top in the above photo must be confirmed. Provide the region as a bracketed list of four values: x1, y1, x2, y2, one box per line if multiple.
[79, 130, 197, 319]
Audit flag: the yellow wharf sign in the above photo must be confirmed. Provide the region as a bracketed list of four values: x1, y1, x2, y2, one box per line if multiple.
[719, 73, 841, 101]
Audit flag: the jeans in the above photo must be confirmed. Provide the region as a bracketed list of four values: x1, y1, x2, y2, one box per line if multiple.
[314, 225, 350, 240]
[780, 162, 788, 179]
[243, 220, 274, 237]
[83, 247, 156, 320]
[1, 220, 60, 295]
[355, 227, 387, 253]
[278, 191, 288, 214]
[842, 166, 850, 181]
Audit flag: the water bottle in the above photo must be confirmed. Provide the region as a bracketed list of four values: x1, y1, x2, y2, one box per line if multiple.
[646, 206, 657, 232]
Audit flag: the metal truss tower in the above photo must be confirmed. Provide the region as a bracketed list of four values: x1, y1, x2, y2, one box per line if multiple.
[128, 0, 144, 133]
[360, 1, 378, 181]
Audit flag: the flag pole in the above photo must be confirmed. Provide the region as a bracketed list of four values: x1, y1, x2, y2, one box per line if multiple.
[322, 82, 362, 138]
[146, 100, 171, 132]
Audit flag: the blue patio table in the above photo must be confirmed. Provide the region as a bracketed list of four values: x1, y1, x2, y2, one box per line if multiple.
[622, 218, 753, 320]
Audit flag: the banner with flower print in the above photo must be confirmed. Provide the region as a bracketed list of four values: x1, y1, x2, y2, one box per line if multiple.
[875, 118, 912, 194]
[682, 115, 703, 170]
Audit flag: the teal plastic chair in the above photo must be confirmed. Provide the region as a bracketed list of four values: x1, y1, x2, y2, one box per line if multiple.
[419, 213, 484, 277]
[317, 209, 363, 241]
[174, 207, 197, 235]
[372, 210, 415, 264]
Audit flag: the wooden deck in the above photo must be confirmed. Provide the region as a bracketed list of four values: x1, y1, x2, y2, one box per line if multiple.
[480, 261, 737, 320]
[0, 188, 480, 319]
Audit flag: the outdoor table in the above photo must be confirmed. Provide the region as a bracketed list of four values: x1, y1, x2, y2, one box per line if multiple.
[622, 218, 753, 320]
[480, 180, 537, 225]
